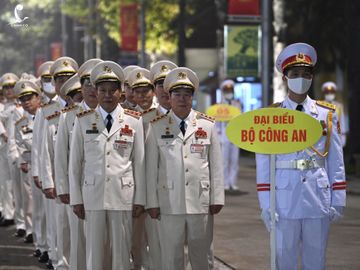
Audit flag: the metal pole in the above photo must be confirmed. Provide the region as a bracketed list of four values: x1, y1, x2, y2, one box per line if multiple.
[261, 0, 271, 106]
[140, 0, 146, 67]
[61, 0, 67, 55]
[270, 154, 276, 270]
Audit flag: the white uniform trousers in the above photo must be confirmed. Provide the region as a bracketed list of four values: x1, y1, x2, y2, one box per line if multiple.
[19, 169, 33, 235]
[56, 203, 71, 270]
[8, 158, 25, 230]
[0, 148, 14, 219]
[85, 210, 132, 270]
[44, 198, 58, 264]
[222, 140, 239, 188]
[159, 214, 213, 270]
[145, 214, 162, 270]
[132, 213, 149, 269]
[68, 207, 86, 270]
[276, 218, 330, 270]
[32, 181, 48, 252]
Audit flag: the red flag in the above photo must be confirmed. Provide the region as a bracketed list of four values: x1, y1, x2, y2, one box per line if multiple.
[228, 0, 260, 16]
[120, 4, 138, 52]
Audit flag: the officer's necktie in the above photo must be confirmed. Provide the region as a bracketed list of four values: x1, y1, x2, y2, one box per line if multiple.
[180, 120, 186, 135]
[106, 114, 112, 132]
[296, 104, 303, 111]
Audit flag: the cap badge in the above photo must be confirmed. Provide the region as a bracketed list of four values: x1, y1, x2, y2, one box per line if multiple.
[136, 72, 143, 79]
[178, 71, 187, 80]
[103, 65, 112, 73]
[161, 65, 169, 72]
[21, 83, 25, 89]
[63, 60, 69, 67]
[296, 53, 305, 61]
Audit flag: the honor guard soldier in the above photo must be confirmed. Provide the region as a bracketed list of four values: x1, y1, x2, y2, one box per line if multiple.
[69, 61, 146, 270]
[55, 58, 102, 270]
[14, 78, 43, 245]
[256, 43, 346, 270]
[218, 79, 242, 191]
[38, 56, 78, 269]
[121, 65, 140, 110]
[146, 67, 225, 270]
[321, 81, 348, 147]
[0, 73, 20, 229]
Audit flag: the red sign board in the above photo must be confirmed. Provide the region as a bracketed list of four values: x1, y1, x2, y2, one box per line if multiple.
[228, 0, 260, 15]
[120, 4, 138, 52]
[50, 42, 63, 60]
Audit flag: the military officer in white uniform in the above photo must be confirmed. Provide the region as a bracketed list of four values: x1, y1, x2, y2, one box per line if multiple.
[321, 81, 348, 147]
[13, 78, 43, 244]
[146, 67, 225, 270]
[256, 43, 346, 270]
[38, 56, 78, 269]
[55, 58, 102, 270]
[29, 61, 54, 260]
[69, 61, 146, 270]
[0, 73, 18, 227]
[121, 65, 140, 110]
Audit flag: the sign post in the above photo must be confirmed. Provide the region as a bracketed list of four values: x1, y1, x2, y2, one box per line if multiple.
[226, 108, 323, 270]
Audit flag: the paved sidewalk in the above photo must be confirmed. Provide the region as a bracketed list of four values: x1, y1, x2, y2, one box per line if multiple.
[213, 156, 360, 270]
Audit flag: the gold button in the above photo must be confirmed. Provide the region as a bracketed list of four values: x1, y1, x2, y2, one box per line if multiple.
[183, 142, 186, 145]
[107, 151, 110, 155]
[107, 138, 110, 142]
[106, 178, 110, 182]
[186, 182, 189, 186]
[107, 165, 110, 168]
[185, 169, 189, 172]
[184, 155, 187, 158]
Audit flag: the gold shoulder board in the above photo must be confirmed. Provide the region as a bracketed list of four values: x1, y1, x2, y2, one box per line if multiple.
[124, 109, 141, 119]
[76, 109, 95, 118]
[150, 114, 167, 123]
[196, 111, 215, 123]
[316, 100, 336, 111]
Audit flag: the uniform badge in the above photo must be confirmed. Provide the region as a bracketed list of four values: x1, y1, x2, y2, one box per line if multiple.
[21, 126, 32, 134]
[86, 123, 99, 134]
[320, 120, 327, 136]
[195, 128, 207, 139]
[120, 125, 133, 136]
[161, 127, 174, 139]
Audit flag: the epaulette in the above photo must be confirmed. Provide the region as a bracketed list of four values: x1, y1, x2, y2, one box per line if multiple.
[150, 113, 167, 123]
[316, 100, 336, 111]
[268, 102, 282, 108]
[46, 111, 61, 121]
[15, 116, 27, 126]
[196, 111, 215, 123]
[141, 107, 156, 115]
[76, 109, 95, 118]
[61, 104, 78, 113]
[41, 100, 54, 108]
[124, 109, 141, 119]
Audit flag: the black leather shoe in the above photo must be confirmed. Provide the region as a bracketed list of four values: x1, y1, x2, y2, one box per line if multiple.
[38, 251, 49, 263]
[46, 259, 54, 269]
[33, 249, 41, 257]
[14, 229, 26, 237]
[0, 219, 15, 227]
[24, 233, 33, 243]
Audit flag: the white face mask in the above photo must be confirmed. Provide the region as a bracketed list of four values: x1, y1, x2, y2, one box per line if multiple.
[224, 93, 234, 100]
[286, 77, 312, 94]
[42, 82, 56, 94]
[325, 94, 335, 102]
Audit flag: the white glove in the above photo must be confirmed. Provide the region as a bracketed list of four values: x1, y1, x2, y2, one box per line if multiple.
[330, 206, 344, 223]
[261, 208, 279, 232]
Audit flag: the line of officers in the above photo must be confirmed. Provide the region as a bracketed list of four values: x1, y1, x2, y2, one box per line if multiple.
[0, 57, 225, 270]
